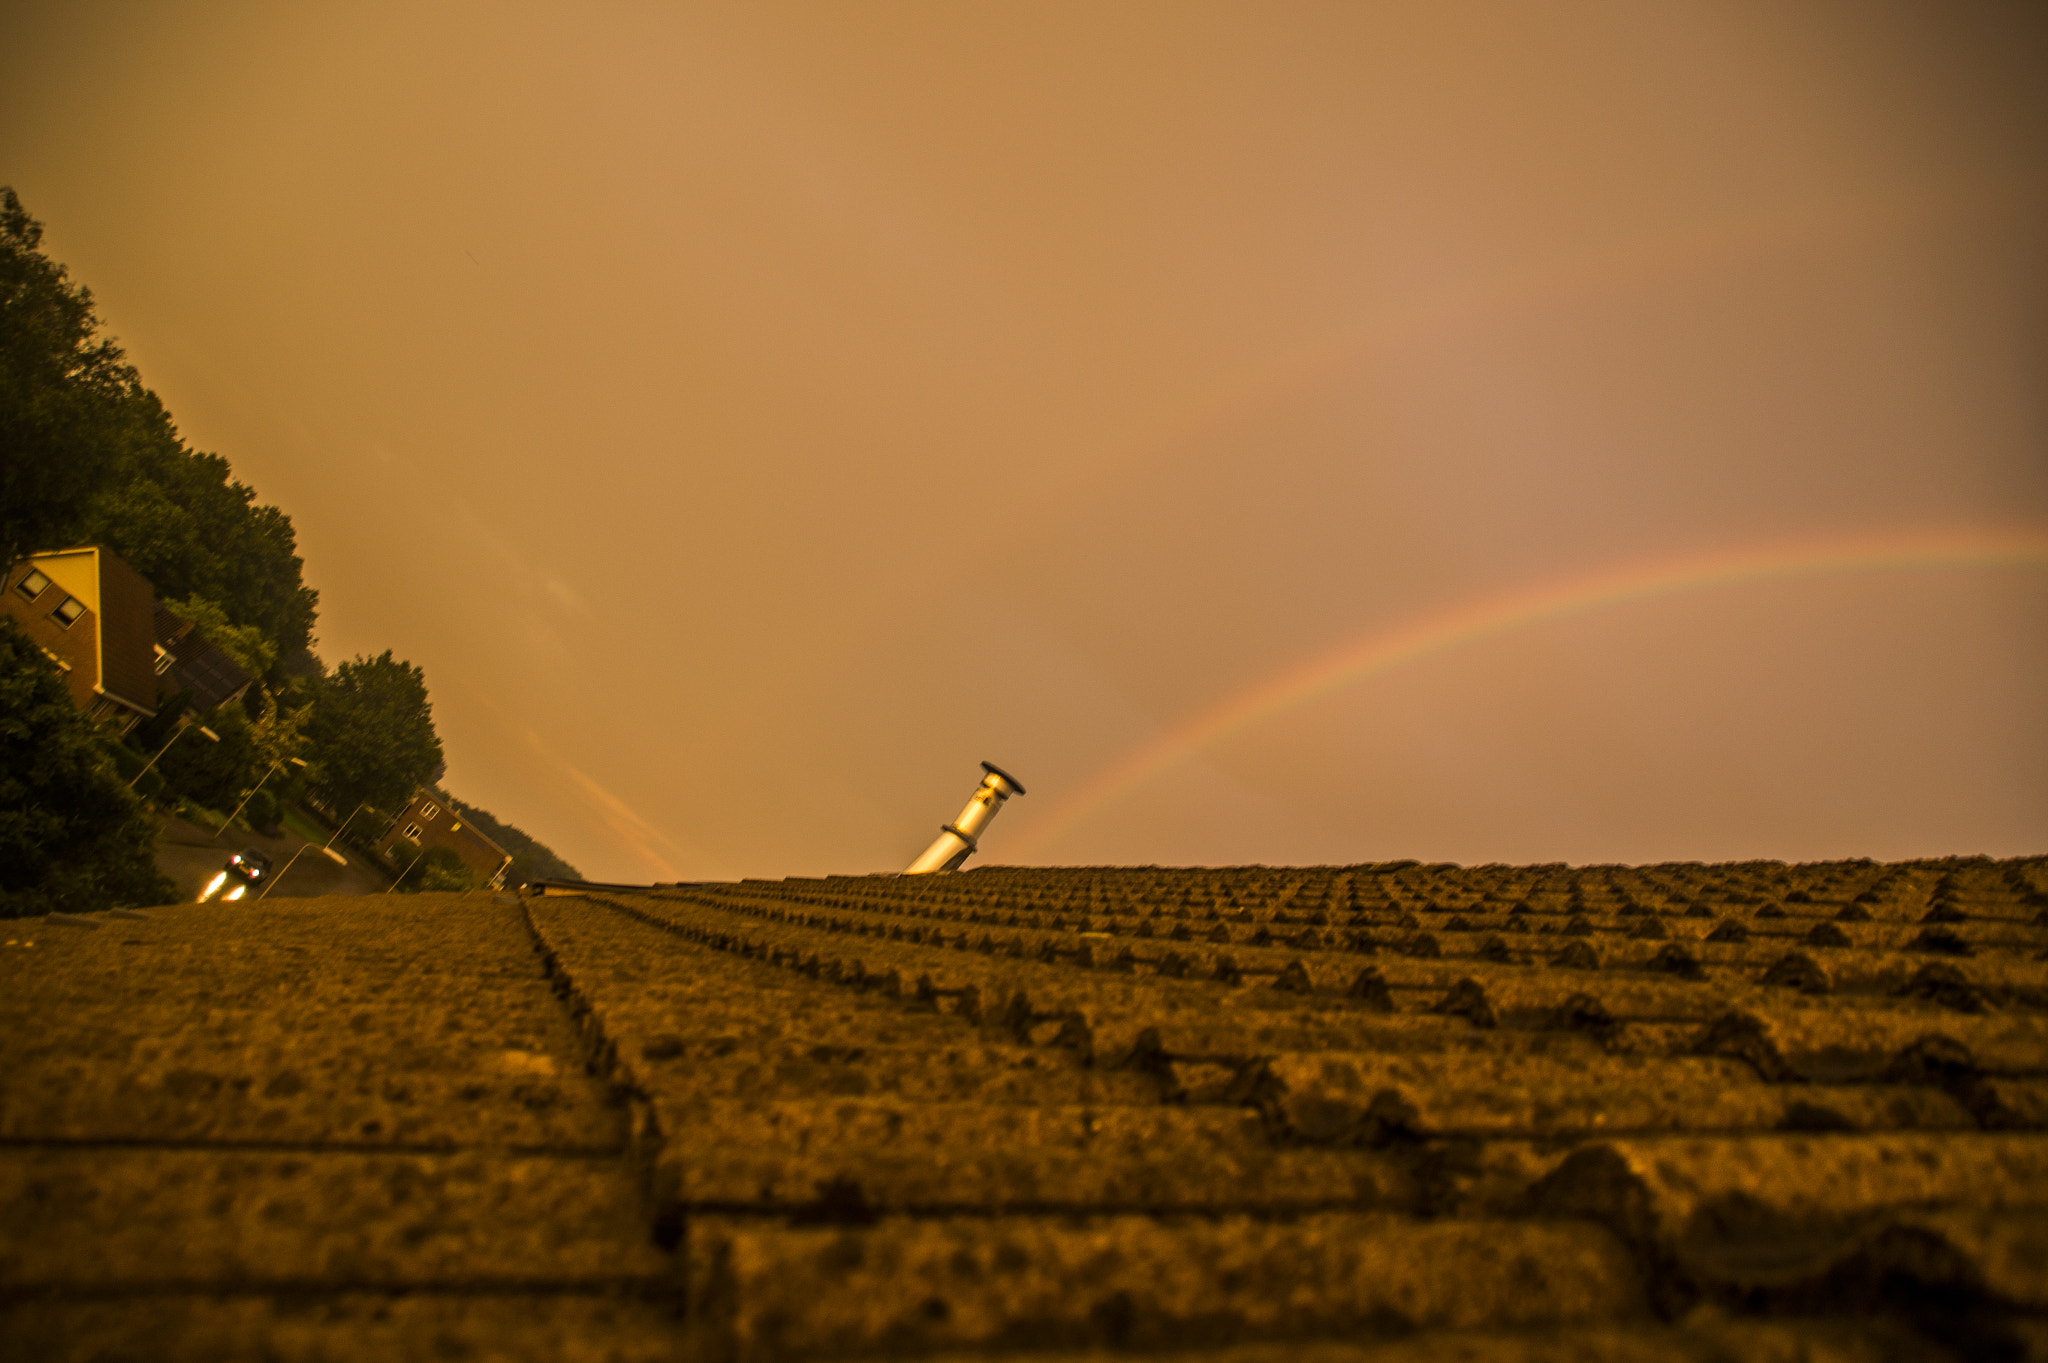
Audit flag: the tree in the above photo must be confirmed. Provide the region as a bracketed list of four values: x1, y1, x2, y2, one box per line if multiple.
[160, 594, 277, 680]
[0, 187, 319, 666]
[241, 787, 281, 835]
[0, 619, 175, 916]
[0, 187, 138, 572]
[398, 845, 483, 893]
[82, 394, 319, 664]
[304, 651, 443, 815]
[153, 592, 312, 779]
[154, 701, 261, 811]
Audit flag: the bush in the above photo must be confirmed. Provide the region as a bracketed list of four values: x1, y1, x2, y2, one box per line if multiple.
[0, 619, 175, 916]
[132, 765, 165, 803]
[242, 787, 280, 834]
[398, 844, 483, 893]
[152, 703, 260, 810]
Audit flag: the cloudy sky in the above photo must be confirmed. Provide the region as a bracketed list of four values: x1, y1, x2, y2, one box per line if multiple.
[5, 2, 2044, 879]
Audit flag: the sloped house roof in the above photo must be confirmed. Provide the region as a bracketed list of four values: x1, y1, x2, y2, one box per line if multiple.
[152, 605, 253, 713]
[2, 546, 159, 728]
[4, 854, 2044, 1359]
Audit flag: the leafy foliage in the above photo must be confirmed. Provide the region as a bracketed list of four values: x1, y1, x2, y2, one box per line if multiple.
[3, 188, 583, 895]
[0, 188, 138, 572]
[304, 651, 443, 816]
[397, 845, 484, 893]
[161, 593, 277, 680]
[82, 401, 318, 663]
[0, 186, 317, 667]
[241, 787, 282, 835]
[153, 703, 261, 811]
[447, 796, 583, 886]
[0, 619, 175, 916]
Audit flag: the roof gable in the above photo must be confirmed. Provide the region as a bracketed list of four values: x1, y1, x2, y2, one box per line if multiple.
[28, 548, 102, 614]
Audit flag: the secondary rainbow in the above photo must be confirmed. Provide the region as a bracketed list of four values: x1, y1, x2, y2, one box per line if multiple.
[1009, 525, 2048, 858]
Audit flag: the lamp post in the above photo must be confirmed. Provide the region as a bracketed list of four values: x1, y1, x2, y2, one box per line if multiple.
[216, 756, 309, 840]
[322, 801, 374, 858]
[128, 720, 219, 789]
[384, 848, 427, 894]
[254, 839, 348, 901]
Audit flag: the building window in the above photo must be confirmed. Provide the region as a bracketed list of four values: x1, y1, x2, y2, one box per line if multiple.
[421, 801, 439, 820]
[51, 597, 84, 627]
[154, 645, 175, 675]
[14, 569, 50, 601]
[403, 823, 424, 841]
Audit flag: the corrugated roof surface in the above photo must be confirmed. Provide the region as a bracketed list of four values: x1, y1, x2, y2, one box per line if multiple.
[4, 855, 2044, 1360]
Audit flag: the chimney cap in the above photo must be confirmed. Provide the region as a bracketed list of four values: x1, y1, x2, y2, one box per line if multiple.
[980, 761, 1026, 796]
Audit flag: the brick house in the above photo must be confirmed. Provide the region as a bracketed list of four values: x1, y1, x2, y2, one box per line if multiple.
[3, 547, 160, 734]
[375, 789, 513, 886]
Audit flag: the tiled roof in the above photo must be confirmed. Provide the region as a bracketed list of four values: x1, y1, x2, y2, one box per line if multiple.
[4, 854, 2045, 1359]
[153, 605, 253, 712]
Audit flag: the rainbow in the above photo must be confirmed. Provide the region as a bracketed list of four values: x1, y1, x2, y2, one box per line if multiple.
[822, 185, 1972, 651]
[1007, 525, 2048, 858]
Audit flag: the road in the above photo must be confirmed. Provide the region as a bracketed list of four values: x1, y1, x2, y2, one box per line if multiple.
[153, 813, 394, 901]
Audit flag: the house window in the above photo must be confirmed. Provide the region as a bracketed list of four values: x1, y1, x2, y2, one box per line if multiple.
[14, 569, 50, 601]
[51, 597, 84, 627]
[403, 823, 424, 841]
[421, 802, 439, 820]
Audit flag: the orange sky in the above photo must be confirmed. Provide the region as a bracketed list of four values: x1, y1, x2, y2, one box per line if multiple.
[5, 2, 2044, 879]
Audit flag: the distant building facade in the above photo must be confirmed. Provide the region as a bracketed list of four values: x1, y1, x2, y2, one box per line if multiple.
[375, 789, 513, 886]
[3, 548, 160, 734]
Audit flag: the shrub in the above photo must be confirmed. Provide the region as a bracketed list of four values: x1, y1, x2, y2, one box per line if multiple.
[132, 765, 166, 803]
[0, 619, 175, 916]
[399, 845, 483, 893]
[242, 787, 281, 834]
[152, 703, 259, 810]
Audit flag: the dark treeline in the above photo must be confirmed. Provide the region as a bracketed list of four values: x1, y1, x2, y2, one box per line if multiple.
[447, 799, 583, 886]
[0, 188, 575, 913]
[0, 194, 314, 665]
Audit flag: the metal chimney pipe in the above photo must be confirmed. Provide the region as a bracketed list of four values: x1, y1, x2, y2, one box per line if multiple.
[904, 762, 1026, 874]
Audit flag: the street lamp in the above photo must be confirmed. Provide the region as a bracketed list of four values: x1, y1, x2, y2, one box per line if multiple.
[384, 847, 427, 894]
[322, 801, 376, 860]
[216, 756, 310, 840]
[128, 719, 219, 789]
[254, 838, 347, 902]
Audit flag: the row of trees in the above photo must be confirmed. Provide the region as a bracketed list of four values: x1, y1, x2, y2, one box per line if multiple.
[1, 186, 571, 914]
[0, 191, 315, 661]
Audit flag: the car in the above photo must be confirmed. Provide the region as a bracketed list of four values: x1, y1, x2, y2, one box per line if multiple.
[200, 848, 275, 903]
[225, 848, 273, 885]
